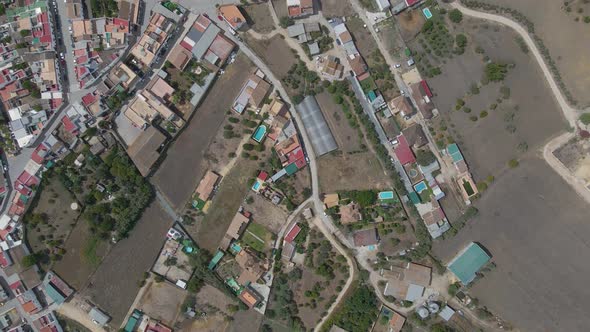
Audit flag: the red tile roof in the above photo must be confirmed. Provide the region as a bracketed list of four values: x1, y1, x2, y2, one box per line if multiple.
[0, 252, 11, 268]
[420, 80, 432, 98]
[81, 93, 96, 106]
[61, 116, 78, 134]
[257, 171, 268, 181]
[285, 224, 301, 243]
[394, 135, 416, 165]
[74, 49, 87, 57]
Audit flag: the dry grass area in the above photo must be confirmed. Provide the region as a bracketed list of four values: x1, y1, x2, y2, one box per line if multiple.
[245, 194, 288, 234]
[26, 179, 80, 255]
[318, 151, 392, 193]
[53, 222, 109, 290]
[82, 202, 172, 326]
[316, 92, 363, 153]
[192, 158, 259, 253]
[153, 54, 255, 210]
[425, 24, 565, 179]
[479, 0, 590, 106]
[136, 280, 187, 327]
[244, 34, 298, 79]
[320, 0, 355, 17]
[244, 3, 276, 34]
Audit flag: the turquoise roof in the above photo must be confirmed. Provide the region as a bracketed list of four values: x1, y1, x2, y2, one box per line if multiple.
[208, 250, 224, 270]
[285, 162, 298, 175]
[447, 143, 464, 163]
[45, 283, 66, 304]
[408, 191, 420, 204]
[448, 242, 491, 285]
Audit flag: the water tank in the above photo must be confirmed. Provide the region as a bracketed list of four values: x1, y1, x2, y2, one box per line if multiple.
[417, 306, 429, 319]
[428, 302, 440, 313]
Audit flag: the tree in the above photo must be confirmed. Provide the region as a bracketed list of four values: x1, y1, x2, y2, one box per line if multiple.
[22, 254, 38, 268]
[279, 16, 294, 28]
[20, 29, 31, 37]
[485, 63, 508, 82]
[449, 9, 463, 23]
[416, 149, 436, 166]
[455, 34, 467, 48]
[448, 282, 460, 297]
[579, 113, 590, 125]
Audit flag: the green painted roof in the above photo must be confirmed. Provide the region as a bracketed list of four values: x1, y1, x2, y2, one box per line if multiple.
[408, 191, 420, 204]
[448, 242, 491, 285]
[45, 283, 66, 304]
[285, 162, 298, 175]
[208, 250, 224, 270]
[367, 90, 377, 101]
[447, 143, 464, 163]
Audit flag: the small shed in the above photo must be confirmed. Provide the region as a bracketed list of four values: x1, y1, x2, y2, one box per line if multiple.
[89, 307, 110, 326]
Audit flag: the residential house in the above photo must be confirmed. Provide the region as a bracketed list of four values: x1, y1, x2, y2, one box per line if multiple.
[232, 70, 272, 114]
[181, 15, 235, 67]
[42, 271, 74, 305]
[352, 228, 379, 247]
[287, 0, 314, 17]
[339, 202, 362, 224]
[167, 43, 193, 70]
[195, 171, 220, 201]
[323, 193, 339, 209]
[410, 82, 436, 119]
[130, 13, 174, 69]
[235, 249, 268, 285]
[402, 124, 427, 149]
[239, 286, 263, 308]
[389, 95, 413, 117]
[126, 126, 166, 177]
[383, 262, 431, 302]
[393, 134, 416, 166]
[218, 5, 247, 31]
[375, 0, 391, 11]
[219, 210, 250, 250]
[319, 55, 343, 80]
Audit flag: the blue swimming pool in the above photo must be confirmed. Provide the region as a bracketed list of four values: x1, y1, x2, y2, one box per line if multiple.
[423, 8, 433, 19]
[414, 181, 428, 193]
[378, 191, 394, 200]
[252, 181, 261, 191]
[252, 125, 267, 142]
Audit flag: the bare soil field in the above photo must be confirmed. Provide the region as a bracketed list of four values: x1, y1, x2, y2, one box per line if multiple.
[245, 194, 288, 234]
[26, 179, 80, 254]
[424, 23, 566, 179]
[318, 151, 392, 193]
[152, 54, 255, 211]
[192, 158, 259, 253]
[244, 3, 276, 34]
[478, 0, 590, 106]
[229, 310, 263, 332]
[270, 0, 288, 19]
[397, 9, 426, 42]
[433, 157, 590, 332]
[82, 202, 172, 326]
[53, 222, 109, 290]
[136, 281, 187, 327]
[320, 0, 355, 17]
[316, 92, 363, 153]
[244, 34, 297, 81]
[347, 17, 378, 64]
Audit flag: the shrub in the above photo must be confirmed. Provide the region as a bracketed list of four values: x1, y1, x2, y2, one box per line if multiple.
[580, 113, 590, 125]
[449, 9, 463, 23]
[416, 149, 436, 166]
[584, 16, 590, 23]
[279, 16, 294, 28]
[485, 62, 508, 81]
[455, 34, 468, 48]
[480, 110, 488, 118]
[508, 159, 519, 168]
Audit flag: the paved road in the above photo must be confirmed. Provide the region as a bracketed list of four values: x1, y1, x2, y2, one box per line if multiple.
[55, 0, 79, 93]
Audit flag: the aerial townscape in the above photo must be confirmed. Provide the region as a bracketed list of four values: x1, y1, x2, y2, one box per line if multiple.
[0, 0, 587, 331]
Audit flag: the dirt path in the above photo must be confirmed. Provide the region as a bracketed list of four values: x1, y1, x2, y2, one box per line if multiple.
[450, 2, 590, 206]
[57, 301, 107, 332]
